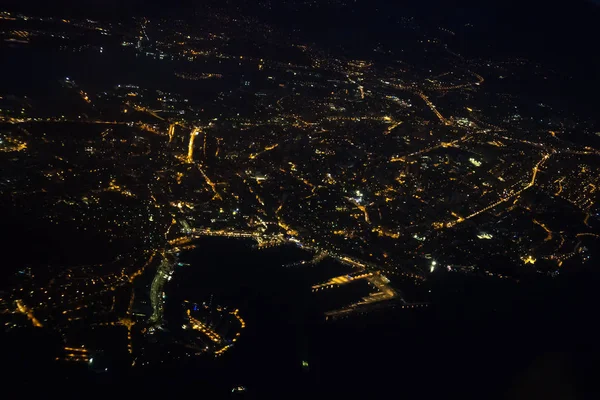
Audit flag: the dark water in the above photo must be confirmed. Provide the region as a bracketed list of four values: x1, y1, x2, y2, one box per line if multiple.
[2, 237, 599, 399]
[158, 238, 321, 395]
[141, 238, 600, 399]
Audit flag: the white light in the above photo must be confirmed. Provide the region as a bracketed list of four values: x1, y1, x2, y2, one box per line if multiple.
[89, 358, 93, 364]
[469, 158, 482, 167]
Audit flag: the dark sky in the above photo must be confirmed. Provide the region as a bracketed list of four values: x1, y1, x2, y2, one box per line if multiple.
[2, 0, 598, 16]
[2, 0, 598, 82]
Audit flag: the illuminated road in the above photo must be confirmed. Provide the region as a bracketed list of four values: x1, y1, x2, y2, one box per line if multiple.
[554, 176, 565, 196]
[197, 166, 222, 200]
[390, 135, 470, 162]
[131, 104, 165, 121]
[187, 128, 200, 163]
[15, 299, 43, 327]
[128, 251, 157, 283]
[431, 70, 484, 91]
[384, 120, 403, 135]
[249, 143, 279, 160]
[168, 124, 176, 143]
[442, 153, 551, 228]
[533, 219, 553, 242]
[415, 91, 451, 125]
[189, 227, 257, 239]
[385, 81, 451, 125]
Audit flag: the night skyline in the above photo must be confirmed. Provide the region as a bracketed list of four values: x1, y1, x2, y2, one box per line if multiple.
[0, 1, 598, 398]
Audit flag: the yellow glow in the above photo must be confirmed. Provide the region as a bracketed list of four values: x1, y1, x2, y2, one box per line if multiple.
[168, 124, 175, 143]
[521, 255, 536, 264]
[187, 129, 200, 163]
